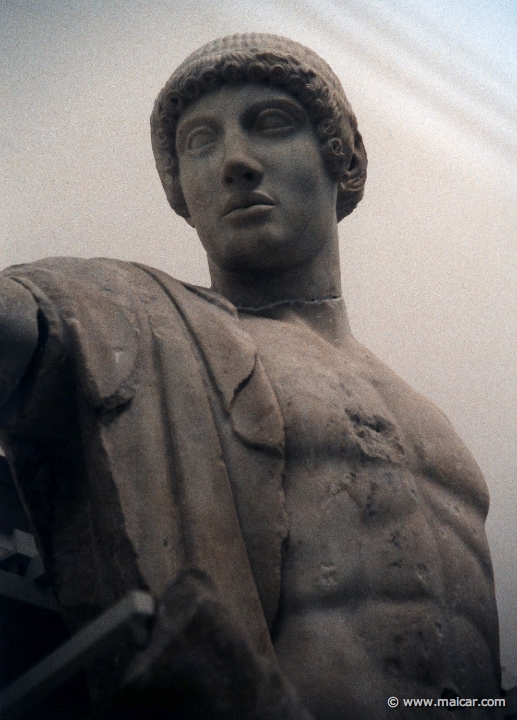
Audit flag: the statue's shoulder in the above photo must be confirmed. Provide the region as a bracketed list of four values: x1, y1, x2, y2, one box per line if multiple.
[134, 263, 238, 317]
[2, 257, 236, 316]
[2, 257, 166, 296]
[343, 334, 452, 428]
[345, 334, 488, 508]
[1, 258, 241, 416]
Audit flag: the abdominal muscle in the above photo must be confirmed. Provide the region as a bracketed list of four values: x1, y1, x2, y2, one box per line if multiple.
[272, 459, 498, 720]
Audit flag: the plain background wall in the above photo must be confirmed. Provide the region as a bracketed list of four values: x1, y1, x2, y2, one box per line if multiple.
[2, 0, 516, 687]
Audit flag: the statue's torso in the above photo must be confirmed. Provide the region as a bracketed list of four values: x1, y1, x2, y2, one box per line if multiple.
[0, 260, 501, 716]
[239, 308, 500, 719]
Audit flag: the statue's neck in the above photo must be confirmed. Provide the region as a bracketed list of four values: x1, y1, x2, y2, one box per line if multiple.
[208, 237, 352, 345]
[209, 234, 340, 305]
[236, 295, 352, 347]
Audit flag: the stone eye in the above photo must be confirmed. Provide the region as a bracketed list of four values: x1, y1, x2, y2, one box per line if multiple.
[186, 126, 216, 151]
[254, 109, 295, 132]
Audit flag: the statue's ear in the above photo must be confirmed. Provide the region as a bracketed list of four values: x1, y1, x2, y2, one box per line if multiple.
[341, 130, 367, 193]
[336, 129, 367, 221]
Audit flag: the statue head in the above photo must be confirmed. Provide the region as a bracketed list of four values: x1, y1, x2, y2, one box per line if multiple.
[151, 33, 367, 224]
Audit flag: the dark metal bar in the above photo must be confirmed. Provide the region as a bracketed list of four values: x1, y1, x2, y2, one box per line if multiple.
[0, 589, 155, 718]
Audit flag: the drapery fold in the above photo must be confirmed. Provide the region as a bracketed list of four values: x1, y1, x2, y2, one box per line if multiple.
[0, 257, 288, 682]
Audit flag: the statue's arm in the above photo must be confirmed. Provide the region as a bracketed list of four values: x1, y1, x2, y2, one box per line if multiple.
[0, 277, 39, 408]
[116, 569, 315, 720]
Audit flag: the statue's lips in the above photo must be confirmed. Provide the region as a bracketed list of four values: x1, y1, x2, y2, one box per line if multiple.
[222, 193, 275, 217]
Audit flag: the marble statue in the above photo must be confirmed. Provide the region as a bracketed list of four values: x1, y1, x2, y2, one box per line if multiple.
[0, 34, 502, 719]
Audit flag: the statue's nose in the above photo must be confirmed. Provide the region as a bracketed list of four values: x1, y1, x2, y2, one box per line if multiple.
[221, 137, 263, 186]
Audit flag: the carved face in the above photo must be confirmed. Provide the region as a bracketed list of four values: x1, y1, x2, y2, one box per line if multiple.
[176, 83, 338, 273]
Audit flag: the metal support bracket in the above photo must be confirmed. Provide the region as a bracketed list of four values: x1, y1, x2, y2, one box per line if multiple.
[0, 590, 155, 718]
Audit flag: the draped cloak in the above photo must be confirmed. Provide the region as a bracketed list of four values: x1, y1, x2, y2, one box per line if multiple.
[0, 257, 289, 697]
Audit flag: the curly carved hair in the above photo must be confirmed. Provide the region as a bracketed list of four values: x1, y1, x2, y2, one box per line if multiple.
[151, 34, 367, 222]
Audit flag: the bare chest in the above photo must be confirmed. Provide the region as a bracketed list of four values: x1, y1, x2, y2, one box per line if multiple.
[239, 314, 405, 465]
[238, 313, 492, 606]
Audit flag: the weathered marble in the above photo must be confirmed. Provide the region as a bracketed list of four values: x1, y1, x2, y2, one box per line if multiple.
[0, 34, 502, 719]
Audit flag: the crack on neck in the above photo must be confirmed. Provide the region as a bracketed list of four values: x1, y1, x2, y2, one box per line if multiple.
[235, 294, 342, 313]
